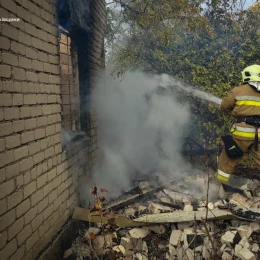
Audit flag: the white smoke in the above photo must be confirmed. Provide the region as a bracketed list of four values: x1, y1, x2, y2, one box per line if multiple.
[79, 70, 195, 202]
[61, 128, 87, 147]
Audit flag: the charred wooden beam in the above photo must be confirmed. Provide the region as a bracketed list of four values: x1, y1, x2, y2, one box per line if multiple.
[103, 180, 177, 211]
[73, 207, 147, 227]
[133, 209, 236, 223]
[230, 208, 260, 222]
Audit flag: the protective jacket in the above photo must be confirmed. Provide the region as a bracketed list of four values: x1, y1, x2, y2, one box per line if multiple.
[220, 83, 260, 140]
[216, 83, 260, 183]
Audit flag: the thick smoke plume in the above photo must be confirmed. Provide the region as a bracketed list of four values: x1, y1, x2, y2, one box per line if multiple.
[79, 70, 195, 202]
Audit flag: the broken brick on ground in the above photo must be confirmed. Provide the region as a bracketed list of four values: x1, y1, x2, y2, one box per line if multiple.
[69, 175, 260, 259]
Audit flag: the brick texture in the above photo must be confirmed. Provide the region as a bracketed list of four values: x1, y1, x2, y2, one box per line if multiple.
[0, 0, 105, 259]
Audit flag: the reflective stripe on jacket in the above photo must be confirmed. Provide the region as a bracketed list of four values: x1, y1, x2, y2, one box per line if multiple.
[215, 169, 230, 183]
[231, 125, 260, 139]
[235, 96, 260, 107]
[221, 83, 260, 140]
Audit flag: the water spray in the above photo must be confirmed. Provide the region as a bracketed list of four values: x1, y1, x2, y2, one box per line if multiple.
[159, 74, 222, 106]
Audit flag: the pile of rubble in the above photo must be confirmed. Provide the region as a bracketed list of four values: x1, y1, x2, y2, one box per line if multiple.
[66, 175, 260, 260]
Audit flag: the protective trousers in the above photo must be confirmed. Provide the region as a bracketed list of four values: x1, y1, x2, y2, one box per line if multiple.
[217, 137, 260, 182]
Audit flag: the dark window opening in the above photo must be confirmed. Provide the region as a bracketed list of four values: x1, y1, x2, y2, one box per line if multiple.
[59, 28, 80, 132]
[56, 0, 92, 147]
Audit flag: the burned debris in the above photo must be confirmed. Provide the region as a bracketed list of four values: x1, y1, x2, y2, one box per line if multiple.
[66, 175, 260, 259]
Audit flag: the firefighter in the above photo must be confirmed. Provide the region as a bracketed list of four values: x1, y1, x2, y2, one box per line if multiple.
[215, 64, 260, 183]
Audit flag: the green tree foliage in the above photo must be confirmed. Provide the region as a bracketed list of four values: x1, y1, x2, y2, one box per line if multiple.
[106, 0, 260, 145]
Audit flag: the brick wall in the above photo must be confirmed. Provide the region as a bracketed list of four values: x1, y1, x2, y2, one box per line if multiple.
[0, 0, 106, 259]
